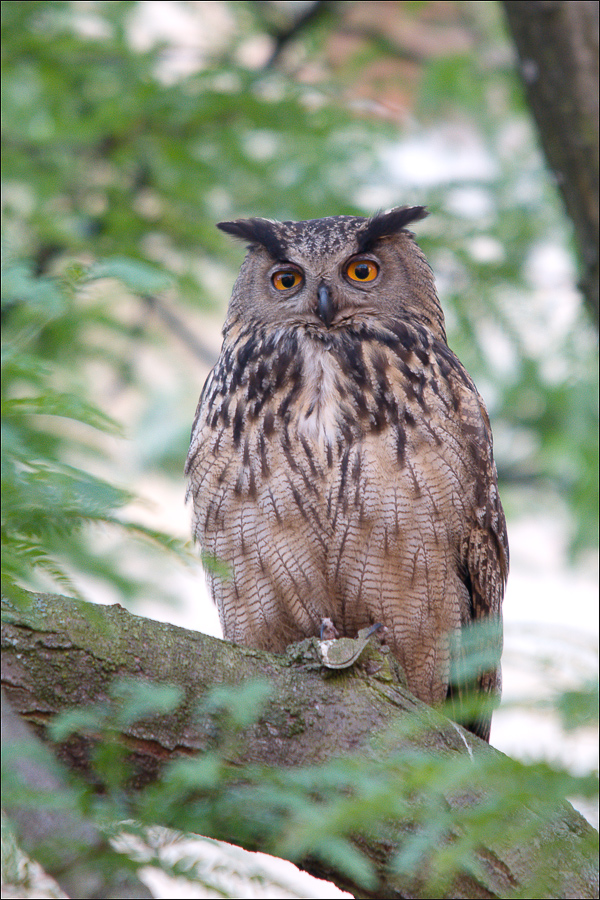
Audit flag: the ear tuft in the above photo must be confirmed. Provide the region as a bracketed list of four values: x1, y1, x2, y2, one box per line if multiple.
[217, 218, 287, 260]
[356, 206, 428, 253]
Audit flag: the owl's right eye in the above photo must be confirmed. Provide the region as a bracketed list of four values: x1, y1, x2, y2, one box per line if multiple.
[272, 269, 303, 291]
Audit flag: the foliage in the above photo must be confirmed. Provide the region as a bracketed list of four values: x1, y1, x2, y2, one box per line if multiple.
[1, 255, 190, 605]
[0, 0, 390, 606]
[2, 1, 596, 559]
[5, 675, 595, 898]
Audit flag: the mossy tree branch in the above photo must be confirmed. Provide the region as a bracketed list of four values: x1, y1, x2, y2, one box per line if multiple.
[2, 593, 598, 900]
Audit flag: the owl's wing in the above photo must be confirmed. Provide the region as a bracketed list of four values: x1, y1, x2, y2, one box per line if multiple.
[451, 397, 509, 742]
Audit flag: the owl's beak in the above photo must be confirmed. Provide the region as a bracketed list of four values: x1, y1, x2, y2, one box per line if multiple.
[316, 283, 335, 327]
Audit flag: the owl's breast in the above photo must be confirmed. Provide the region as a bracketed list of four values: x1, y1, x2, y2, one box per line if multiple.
[294, 340, 347, 445]
[187, 323, 485, 546]
[288, 327, 489, 528]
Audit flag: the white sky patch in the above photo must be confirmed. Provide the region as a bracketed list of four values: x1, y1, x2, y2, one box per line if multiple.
[467, 235, 505, 264]
[476, 320, 518, 377]
[445, 185, 496, 219]
[127, 1, 234, 81]
[380, 126, 499, 187]
[525, 242, 576, 290]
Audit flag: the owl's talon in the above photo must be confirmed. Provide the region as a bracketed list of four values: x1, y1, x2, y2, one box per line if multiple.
[361, 623, 388, 646]
[319, 617, 339, 640]
[364, 660, 383, 676]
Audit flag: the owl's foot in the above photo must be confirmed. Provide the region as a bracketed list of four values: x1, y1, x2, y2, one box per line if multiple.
[362, 625, 389, 675]
[364, 623, 384, 637]
[364, 623, 389, 650]
[319, 617, 340, 640]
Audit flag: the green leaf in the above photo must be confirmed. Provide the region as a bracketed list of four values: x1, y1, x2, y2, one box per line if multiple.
[201, 679, 273, 729]
[87, 258, 173, 295]
[110, 678, 184, 727]
[1, 394, 122, 434]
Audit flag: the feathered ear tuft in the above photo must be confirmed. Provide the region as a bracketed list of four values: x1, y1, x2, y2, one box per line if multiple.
[217, 218, 287, 260]
[356, 206, 428, 253]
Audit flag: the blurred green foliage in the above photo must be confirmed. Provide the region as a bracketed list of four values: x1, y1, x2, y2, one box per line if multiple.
[8, 675, 591, 898]
[1, 252, 189, 603]
[0, 0, 390, 603]
[2, 0, 597, 578]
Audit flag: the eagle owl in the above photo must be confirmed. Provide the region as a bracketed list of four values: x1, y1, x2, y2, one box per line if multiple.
[186, 207, 508, 741]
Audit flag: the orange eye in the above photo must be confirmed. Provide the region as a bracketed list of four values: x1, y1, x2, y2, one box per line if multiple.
[346, 259, 379, 283]
[272, 269, 302, 291]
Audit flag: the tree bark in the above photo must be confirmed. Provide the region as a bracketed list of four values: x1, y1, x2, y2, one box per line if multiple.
[1, 690, 153, 900]
[502, 0, 599, 325]
[2, 592, 598, 900]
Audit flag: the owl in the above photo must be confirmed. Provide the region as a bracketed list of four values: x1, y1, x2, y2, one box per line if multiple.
[186, 207, 508, 741]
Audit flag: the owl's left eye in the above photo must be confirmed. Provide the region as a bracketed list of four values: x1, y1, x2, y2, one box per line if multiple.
[272, 269, 303, 291]
[345, 258, 379, 283]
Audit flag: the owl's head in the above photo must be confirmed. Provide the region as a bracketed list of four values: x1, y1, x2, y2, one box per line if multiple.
[217, 207, 446, 342]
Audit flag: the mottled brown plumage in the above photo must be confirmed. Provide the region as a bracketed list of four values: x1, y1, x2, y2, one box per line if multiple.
[186, 208, 508, 741]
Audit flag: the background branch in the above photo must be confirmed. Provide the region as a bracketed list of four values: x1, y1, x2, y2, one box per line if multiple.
[502, 0, 599, 324]
[1, 689, 153, 899]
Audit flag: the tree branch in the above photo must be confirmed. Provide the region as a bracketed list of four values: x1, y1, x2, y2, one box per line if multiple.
[2, 593, 598, 899]
[502, 1, 599, 325]
[143, 294, 218, 368]
[260, 1, 336, 70]
[1, 689, 153, 899]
